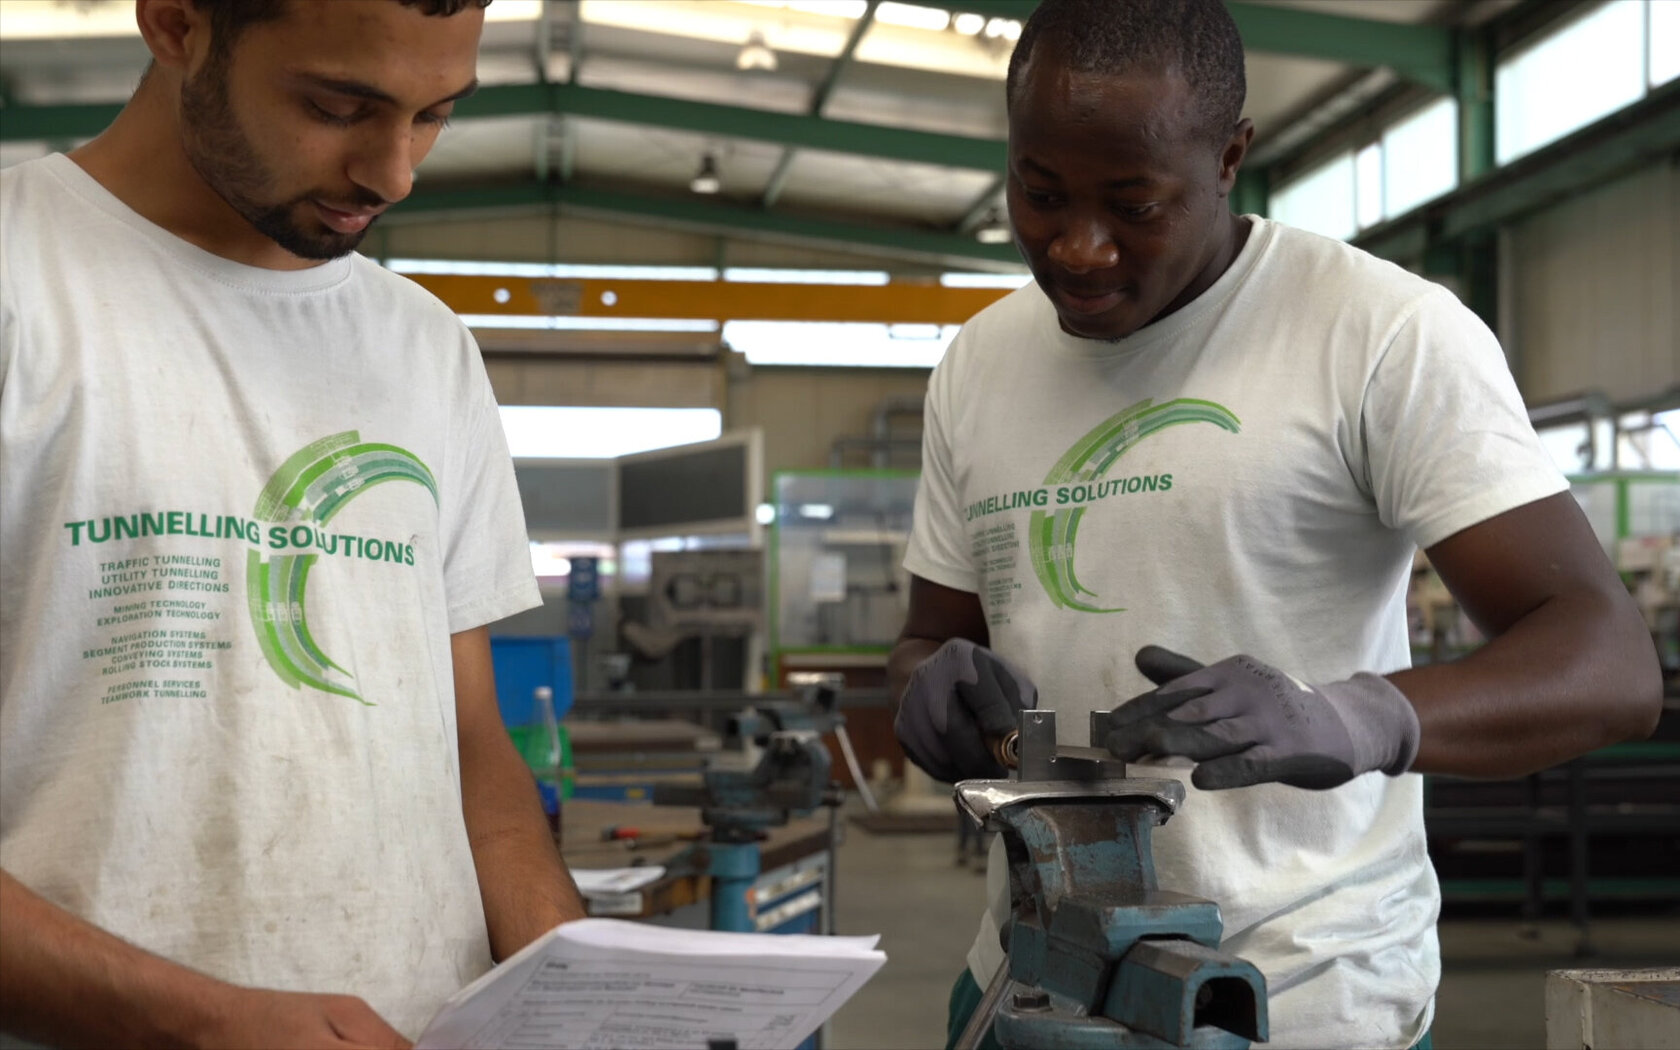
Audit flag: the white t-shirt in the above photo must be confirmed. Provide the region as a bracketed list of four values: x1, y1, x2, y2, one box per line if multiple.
[905, 217, 1567, 1048]
[0, 155, 541, 1038]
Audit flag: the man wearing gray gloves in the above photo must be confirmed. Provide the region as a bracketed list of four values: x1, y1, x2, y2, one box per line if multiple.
[1105, 647, 1422, 791]
[889, 1, 1662, 1048]
[895, 639, 1038, 783]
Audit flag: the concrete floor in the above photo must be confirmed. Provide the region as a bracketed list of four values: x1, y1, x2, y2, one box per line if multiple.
[824, 820, 1680, 1050]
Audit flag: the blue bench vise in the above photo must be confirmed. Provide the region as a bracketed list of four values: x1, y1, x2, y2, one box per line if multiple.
[651, 685, 845, 931]
[954, 709, 1269, 1049]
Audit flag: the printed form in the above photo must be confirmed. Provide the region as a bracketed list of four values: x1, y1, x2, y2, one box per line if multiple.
[415, 918, 886, 1050]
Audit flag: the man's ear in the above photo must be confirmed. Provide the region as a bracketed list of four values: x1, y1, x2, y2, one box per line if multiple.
[1217, 117, 1255, 197]
[135, 0, 213, 75]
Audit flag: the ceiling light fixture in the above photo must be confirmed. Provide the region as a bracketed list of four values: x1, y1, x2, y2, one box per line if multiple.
[690, 153, 722, 195]
[975, 208, 1012, 244]
[983, 17, 1022, 41]
[736, 28, 778, 71]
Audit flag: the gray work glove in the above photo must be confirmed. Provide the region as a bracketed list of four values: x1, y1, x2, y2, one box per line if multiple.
[895, 638, 1037, 783]
[1102, 646, 1421, 791]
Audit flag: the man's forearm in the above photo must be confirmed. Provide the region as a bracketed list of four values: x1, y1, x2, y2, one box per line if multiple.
[458, 727, 587, 961]
[0, 870, 232, 1047]
[1393, 588, 1661, 778]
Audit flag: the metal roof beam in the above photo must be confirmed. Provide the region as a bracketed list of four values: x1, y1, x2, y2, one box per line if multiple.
[0, 6, 1453, 150]
[761, 0, 880, 209]
[1356, 80, 1680, 261]
[917, 1, 1455, 92]
[1437, 80, 1680, 240]
[390, 180, 1024, 268]
[954, 174, 1006, 232]
[0, 101, 120, 142]
[1226, 3, 1453, 92]
[810, 0, 881, 115]
[0, 82, 1007, 171]
[455, 82, 1005, 170]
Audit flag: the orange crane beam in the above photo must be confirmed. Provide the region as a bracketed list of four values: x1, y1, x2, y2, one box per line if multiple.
[406, 273, 1013, 326]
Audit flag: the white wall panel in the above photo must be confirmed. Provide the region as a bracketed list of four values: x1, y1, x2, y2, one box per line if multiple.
[484, 357, 723, 409]
[380, 213, 722, 266]
[377, 210, 952, 274]
[726, 366, 930, 480]
[481, 354, 932, 494]
[1505, 160, 1679, 404]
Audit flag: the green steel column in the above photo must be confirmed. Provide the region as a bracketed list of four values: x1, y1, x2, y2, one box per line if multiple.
[1425, 237, 1498, 333]
[1422, 243, 1458, 280]
[1416, 29, 1499, 332]
[1231, 167, 1267, 218]
[1463, 233, 1499, 335]
[1456, 28, 1496, 184]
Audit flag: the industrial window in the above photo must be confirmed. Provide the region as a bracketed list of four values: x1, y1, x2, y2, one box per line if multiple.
[1531, 411, 1680, 475]
[939, 272, 1032, 289]
[721, 320, 959, 367]
[1269, 151, 1357, 241]
[1355, 144, 1384, 231]
[461, 315, 720, 333]
[1495, 1, 1647, 165]
[1617, 409, 1680, 471]
[1651, 0, 1680, 87]
[1273, 1, 1675, 240]
[720, 268, 889, 285]
[529, 541, 617, 586]
[1536, 421, 1610, 474]
[1272, 94, 1460, 242]
[1382, 97, 1458, 219]
[500, 406, 723, 459]
[388, 259, 720, 281]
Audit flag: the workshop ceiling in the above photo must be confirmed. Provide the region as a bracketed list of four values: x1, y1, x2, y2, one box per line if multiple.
[0, 0, 1507, 269]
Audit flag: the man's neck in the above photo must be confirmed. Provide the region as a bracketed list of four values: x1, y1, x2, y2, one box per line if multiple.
[67, 83, 324, 272]
[1204, 210, 1251, 287]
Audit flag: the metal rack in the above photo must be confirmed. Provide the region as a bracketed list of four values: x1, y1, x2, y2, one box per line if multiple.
[1426, 714, 1680, 953]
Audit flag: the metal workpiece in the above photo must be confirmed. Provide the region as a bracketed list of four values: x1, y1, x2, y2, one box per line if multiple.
[956, 708, 1269, 1049]
[1011, 708, 1134, 782]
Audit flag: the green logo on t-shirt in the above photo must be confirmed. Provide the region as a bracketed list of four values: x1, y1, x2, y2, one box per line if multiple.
[246, 432, 437, 704]
[1028, 398, 1240, 612]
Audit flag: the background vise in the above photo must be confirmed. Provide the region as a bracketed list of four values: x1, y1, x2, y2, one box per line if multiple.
[652, 684, 844, 841]
[651, 685, 846, 932]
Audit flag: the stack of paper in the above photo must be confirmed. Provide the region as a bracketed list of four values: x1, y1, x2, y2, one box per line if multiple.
[571, 866, 668, 915]
[416, 918, 887, 1050]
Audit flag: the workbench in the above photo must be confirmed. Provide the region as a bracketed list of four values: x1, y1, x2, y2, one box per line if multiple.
[1426, 715, 1680, 953]
[558, 797, 836, 933]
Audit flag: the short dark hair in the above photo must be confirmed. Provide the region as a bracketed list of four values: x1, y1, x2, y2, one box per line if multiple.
[1005, 0, 1246, 145]
[190, 0, 492, 54]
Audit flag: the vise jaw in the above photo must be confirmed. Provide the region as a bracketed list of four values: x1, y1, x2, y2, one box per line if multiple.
[956, 710, 1269, 1049]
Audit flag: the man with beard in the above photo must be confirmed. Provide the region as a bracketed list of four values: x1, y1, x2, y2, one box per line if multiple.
[0, 1, 586, 1046]
[889, 0, 1660, 1047]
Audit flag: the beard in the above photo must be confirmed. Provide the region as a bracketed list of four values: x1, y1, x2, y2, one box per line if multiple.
[178, 55, 379, 261]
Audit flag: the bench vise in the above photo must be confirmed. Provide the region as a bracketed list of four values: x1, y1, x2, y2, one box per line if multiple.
[651, 685, 845, 931]
[652, 685, 844, 842]
[955, 709, 1268, 1049]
